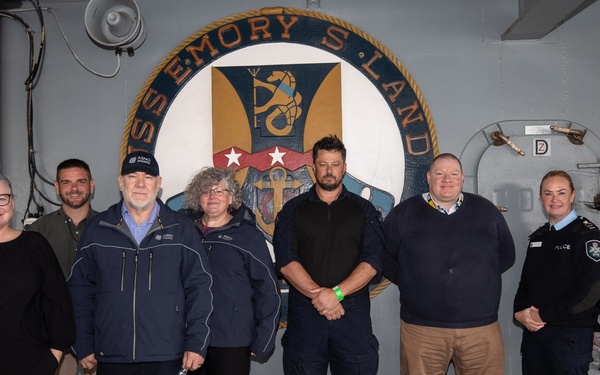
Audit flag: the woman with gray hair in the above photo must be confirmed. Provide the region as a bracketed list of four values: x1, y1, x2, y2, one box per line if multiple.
[0, 175, 75, 374]
[184, 167, 281, 375]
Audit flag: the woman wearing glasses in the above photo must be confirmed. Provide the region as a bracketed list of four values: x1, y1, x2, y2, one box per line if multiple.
[0, 175, 75, 374]
[183, 167, 281, 375]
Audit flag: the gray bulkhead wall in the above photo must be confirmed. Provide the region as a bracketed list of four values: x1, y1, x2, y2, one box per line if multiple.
[2, 1, 600, 374]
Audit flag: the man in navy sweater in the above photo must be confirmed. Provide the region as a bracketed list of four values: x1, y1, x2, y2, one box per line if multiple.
[383, 153, 515, 375]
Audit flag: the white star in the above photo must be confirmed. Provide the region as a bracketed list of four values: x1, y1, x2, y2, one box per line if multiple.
[269, 147, 286, 166]
[225, 148, 242, 166]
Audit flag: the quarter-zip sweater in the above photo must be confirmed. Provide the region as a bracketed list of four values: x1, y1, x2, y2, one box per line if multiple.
[188, 206, 281, 359]
[68, 199, 213, 363]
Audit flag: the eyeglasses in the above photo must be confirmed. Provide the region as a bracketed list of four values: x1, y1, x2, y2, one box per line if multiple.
[200, 188, 229, 197]
[0, 194, 11, 206]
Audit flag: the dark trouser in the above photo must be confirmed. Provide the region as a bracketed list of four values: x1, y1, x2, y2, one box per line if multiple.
[521, 326, 593, 375]
[192, 346, 251, 375]
[282, 289, 379, 375]
[24, 348, 59, 375]
[97, 359, 181, 375]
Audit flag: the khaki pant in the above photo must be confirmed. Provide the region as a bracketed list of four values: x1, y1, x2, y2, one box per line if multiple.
[400, 320, 504, 375]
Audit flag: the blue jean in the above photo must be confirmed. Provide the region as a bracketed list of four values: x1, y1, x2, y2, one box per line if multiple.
[521, 326, 593, 375]
[282, 290, 379, 375]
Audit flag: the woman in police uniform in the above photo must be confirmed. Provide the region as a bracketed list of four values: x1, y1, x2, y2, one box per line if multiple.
[514, 170, 600, 374]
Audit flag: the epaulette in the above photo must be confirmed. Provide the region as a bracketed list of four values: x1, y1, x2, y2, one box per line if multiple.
[572, 216, 600, 235]
[529, 223, 550, 240]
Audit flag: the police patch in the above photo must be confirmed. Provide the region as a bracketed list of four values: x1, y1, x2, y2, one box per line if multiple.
[587, 240, 600, 262]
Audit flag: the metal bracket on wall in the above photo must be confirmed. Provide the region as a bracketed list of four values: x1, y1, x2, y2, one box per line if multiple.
[550, 124, 586, 145]
[460, 120, 600, 197]
[307, 0, 320, 10]
[491, 130, 525, 156]
[584, 193, 600, 211]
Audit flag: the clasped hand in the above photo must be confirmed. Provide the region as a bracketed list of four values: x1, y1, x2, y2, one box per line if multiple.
[310, 287, 345, 320]
[514, 306, 546, 332]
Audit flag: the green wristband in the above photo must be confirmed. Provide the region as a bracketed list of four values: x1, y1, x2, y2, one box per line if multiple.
[333, 285, 344, 301]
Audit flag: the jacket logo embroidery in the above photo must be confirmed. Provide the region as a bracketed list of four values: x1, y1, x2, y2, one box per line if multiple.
[586, 240, 600, 262]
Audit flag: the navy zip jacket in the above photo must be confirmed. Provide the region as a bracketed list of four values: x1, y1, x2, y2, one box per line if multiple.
[188, 206, 281, 359]
[68, 199, 213, 363]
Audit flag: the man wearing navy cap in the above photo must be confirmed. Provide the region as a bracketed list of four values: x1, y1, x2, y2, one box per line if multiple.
[68, 151, 213, 375]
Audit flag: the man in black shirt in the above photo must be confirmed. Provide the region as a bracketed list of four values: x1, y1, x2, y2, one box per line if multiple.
[274, 135, 385, 375]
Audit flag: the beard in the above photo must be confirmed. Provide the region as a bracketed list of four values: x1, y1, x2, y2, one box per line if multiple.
[60, 191, 90, 209]
[316, 174, 342, 191]
[124, 190, 158, 212]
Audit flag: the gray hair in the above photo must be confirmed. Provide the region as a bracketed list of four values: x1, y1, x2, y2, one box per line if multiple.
[0, 175, 13, 194]
[183, 167, 243, 212]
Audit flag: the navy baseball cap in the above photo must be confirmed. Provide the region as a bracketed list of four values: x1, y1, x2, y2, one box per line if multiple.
[120, 151, 160, 176]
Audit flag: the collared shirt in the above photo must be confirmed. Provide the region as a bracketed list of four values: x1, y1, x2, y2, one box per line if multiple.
[550, 209, 578, 231]
[422, 192, 464, 215]
[121, 201, 159, 244]
[27, 206, 97, 278]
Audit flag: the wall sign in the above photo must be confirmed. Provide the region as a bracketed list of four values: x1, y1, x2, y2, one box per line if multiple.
[533, 138, 551, 156]
[122, 7, 438, 324]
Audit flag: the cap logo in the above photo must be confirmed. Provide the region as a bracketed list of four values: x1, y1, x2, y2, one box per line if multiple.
[128, 156, 137, 163]
[136, 156, 152, 165]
